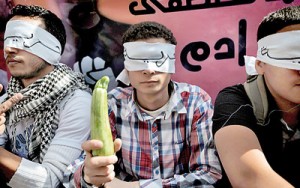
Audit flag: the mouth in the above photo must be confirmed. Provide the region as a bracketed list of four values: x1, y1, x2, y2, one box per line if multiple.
[6, 58, 20, 65]
[7, 61, 19, 65]
[140, 80, 158, 84]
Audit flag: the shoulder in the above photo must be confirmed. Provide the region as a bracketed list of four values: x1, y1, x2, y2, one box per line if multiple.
[66, 89, 91, 99]
[212, 84, 256, 135]
[60, 89, 92, 110]
[173, 81, 211, 103]
[214, 83, 252, 111]
[214, 84, 249, 107]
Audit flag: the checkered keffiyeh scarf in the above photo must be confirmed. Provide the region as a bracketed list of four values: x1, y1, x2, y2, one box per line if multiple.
[5, 64, 90, 163]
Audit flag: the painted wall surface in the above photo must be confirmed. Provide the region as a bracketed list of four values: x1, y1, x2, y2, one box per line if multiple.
[0, 0, 299, 102]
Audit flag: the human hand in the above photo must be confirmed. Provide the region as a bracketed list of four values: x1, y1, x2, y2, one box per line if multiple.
[0, 84, 23, 134]
[82, 138, 122, 187]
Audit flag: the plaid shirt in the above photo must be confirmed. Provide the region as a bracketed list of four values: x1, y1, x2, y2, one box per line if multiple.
[64, 81, 221, 188]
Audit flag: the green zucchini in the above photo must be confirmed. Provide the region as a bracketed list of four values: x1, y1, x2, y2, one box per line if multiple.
[90, 76, 114, 156]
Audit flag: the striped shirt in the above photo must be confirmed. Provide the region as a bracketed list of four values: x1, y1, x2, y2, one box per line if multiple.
[65, 81, 221, 188]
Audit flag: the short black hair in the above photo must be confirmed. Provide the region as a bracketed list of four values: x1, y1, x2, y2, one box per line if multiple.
[9, 4, 66, 54]
[257, 5, 300, 41]
[122, 21, 177, 45]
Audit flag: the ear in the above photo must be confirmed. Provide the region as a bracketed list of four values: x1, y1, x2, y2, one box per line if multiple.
[255, 60, 265, 75]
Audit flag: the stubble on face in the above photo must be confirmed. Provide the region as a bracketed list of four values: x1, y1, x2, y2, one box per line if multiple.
[13, 60, 48, 79]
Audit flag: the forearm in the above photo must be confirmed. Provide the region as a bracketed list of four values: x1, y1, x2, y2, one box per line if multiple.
[240, 172, 294, 188]
[229, 149, 294, 188]
[215, 126, 294, 188]
[0, 147, 21, 181]
[8, 145, 82, 188]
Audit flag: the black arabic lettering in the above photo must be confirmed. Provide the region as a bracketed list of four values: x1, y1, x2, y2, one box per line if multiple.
[129, 0, 155, 15]
[180, 19, 247, 72]
[214, 38, 234, 60]
[238, 19, 247, 66]
[130, 0, 255, 15]
[125, 50, 175, 67]
[265, 0, 294, 4]
[261, 47, 300, 60]
[180, 41, 209, 71]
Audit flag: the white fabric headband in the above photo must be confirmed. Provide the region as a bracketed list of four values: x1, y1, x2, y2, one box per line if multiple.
[4, 20, 62, 65]
[116, 41, 176, 85]
[245, 30, 300, 75]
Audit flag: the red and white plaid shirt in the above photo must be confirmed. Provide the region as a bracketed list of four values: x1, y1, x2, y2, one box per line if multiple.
[108, 81, 221, 187]
[65, 81, 221, 188]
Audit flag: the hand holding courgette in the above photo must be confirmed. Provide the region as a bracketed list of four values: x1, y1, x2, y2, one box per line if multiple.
[90, 76, 114, 156]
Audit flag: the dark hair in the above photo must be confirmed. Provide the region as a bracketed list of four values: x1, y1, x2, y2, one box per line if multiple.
[9, 4, 66, 54]
[257, 5, 300, 41]
[122, 21, 177, 45]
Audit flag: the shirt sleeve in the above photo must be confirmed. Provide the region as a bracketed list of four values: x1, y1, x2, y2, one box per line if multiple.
[8, 90, 91, 188]
[62, 152, 85, 188]
[63, 152, 102, 188]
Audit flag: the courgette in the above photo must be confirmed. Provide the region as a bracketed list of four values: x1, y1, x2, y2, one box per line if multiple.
[90, 76, 114, 156]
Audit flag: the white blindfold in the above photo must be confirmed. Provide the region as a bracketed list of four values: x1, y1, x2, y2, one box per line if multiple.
[4, 20, 62, 65]
[245, 30, 300, 75]
[116, 41, 176, 85]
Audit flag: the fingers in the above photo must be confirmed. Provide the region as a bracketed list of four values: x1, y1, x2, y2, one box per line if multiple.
[0, 113, 5, 134]
[0, 125, 5, 134]
[82, 139, 118, 165]
[85, 155, 118, 168]
[82, 139, 119, 186]
[0, 113, 5, 124]
[84, 162, 115, 177]
[0, 84, 3, 93]
[82, 140, 103, 160]
[82, 139, 122, 156]
[82, 139, 103, 152]
[83, 155, 118, 186]
[84, 166, 115, 187]
[0, 93, 23, 114]
[114, 138, 122, 152]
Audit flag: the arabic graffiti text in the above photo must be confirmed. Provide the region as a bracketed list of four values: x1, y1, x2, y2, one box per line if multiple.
[180, 19, 246, 72]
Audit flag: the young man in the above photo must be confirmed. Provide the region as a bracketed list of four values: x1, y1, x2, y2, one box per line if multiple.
[213, 5, 300, 187]
[0, 4, 91, 187]
[66, 21, 221, 188]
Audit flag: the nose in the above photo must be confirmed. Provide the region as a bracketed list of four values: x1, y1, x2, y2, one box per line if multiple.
[4, 46, 18, 55]
[142, 69, 156, 75]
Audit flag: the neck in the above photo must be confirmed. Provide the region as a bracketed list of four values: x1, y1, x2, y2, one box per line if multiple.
[279, 103, 300, 129]
[22, 65, 54, 87]
[136, 87, 170, 111]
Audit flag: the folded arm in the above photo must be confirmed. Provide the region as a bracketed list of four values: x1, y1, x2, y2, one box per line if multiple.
[215, 125, 293, 188]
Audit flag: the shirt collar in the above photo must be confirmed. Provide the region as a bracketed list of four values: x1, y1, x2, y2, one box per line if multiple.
[124, 81, 187, 121]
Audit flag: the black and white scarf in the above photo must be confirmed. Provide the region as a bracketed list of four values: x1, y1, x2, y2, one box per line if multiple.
[5, 64, 90, 163]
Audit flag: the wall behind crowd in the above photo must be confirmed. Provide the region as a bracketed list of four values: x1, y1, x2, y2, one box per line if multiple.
[0, 0, 298, 102]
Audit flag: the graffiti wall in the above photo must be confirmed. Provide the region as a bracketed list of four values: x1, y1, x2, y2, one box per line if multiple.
[0, 0, 299, 102]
